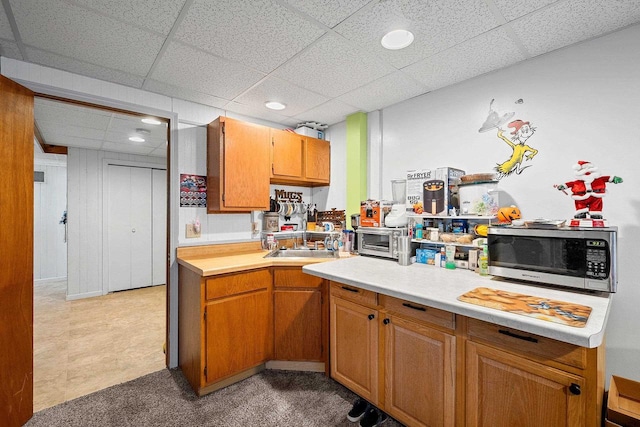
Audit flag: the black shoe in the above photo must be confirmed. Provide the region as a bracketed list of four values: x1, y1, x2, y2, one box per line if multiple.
[359, 407, 388, 427]
[574, 212, 587, 219]
[347, 398, 370, 422]
[589, 213, 603, 219]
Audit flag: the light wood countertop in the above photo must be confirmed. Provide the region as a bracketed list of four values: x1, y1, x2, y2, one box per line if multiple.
[177, 242, 344, 277]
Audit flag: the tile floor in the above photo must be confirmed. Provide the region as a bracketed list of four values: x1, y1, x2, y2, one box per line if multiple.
[33, 280, 166, 412]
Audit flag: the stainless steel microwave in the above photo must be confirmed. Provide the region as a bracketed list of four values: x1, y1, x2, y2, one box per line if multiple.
[487, 226, 617, 292]
[356, 227, 407, 260]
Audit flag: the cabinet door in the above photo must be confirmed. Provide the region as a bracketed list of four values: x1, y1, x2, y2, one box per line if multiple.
[304, 137, 330, 183]
[271, 129, 304, 180]
[382, 314, 455, 427]
[274, 289, 323, 361]
[466, 341, 585, 427]
[330, 295, 379, 404]
[205, 289, 273, 383]
[207, 117, 270, 212]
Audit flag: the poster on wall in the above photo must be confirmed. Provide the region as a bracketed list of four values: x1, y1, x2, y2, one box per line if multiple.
[180, 174, 207, 207]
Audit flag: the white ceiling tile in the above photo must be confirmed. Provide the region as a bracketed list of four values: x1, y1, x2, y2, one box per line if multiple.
[107, 116, 168, 140]
[35, 98, 113, 128]
[148, 146, 168, 158]
[150, 42, 265, 100]
[233, 77, 329, 116]
[274, 32, 396, 98]
[0, 6, 14, 39]
[293, 99, 360, 126]
[0, 40, 23, 60]
[71, 0, 187, 35]
[281, 0, 371, 28]
[334, 0, 499, 68]
[337, 71, 428, 112]
[104, 130, 165, 149]
[144, 80, 229, 109]
[10, 0, 164, 76]
[403, 27, 525, 92]
[26, 48, 146, 88]
[174, 0, 326, 73]
[224, 101, 300, 127]
[492, 0, 558, 21]
[512, 0, 640, 57]
[51, 135, 104, 150]
[101, 141, 156, 156]
[37, 124, 107, 141]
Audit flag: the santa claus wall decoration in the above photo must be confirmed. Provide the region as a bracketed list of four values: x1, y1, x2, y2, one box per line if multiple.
[555, 160, 622, 225]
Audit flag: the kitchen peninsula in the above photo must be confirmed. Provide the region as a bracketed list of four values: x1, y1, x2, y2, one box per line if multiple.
[178, 242, 610, 426]
[303, 256, 610, 427]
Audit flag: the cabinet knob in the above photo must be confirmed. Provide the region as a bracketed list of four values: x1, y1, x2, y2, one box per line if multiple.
[383, 318, 390, 325]
[368, 314, 375, 321]
[569, 383, 581, 395]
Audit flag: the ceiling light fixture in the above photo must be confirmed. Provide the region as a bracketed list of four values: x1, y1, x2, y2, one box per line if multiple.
[381, 29, 414, 50]
[129, 136, 145, 143]
[265, 101, 286, 111]
[141, 117, 162, 125]
[129, 128, 149, 143]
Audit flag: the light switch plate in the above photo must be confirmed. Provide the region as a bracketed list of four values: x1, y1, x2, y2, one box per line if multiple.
[186, 224, 201, 238]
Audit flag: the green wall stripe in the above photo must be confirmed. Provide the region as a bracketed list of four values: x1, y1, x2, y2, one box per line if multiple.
[346, 112, 367, 225]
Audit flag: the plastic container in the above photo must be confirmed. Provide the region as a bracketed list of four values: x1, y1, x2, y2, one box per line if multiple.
[415, 223, 423, 239]
[479, 244, 489, 276]
[445, 245, 456, 269]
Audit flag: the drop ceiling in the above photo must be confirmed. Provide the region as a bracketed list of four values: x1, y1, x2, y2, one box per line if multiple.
[3, 0, 640, 158]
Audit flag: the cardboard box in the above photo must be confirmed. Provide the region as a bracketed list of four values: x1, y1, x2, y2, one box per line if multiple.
[406, 167, 465, 215]
[607, 376, 640, 427]
[360, 199, 393, 227]
[294, 126, 324, 140]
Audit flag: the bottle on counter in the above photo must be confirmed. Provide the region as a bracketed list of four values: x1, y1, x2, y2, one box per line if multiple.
[479, 244, 489, 276]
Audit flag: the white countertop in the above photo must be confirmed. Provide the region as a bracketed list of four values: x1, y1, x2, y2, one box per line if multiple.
[303, 256, 611, 348]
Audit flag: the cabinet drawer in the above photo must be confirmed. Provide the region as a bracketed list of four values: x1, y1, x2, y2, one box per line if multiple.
[330, 282, 377, 307]
[205, 269, 271, 300]
[466, 318, 587, 369]
[273, 268, 323, 289]
[379, 294, 455, 330]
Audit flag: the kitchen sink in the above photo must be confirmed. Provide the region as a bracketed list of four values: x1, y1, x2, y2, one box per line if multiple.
[264, 248, 339, 259]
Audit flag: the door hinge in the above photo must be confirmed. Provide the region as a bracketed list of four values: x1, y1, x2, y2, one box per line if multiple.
[204, 310, 207, 320]
[222, 193, 225, 202]
[221, 123, 225, 135]
[204, 366, 207, 377]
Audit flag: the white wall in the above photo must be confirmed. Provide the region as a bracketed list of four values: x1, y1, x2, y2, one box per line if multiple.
[34, 157, 67, 281]
[327, 24, 640, 384]
[66, 148, 165, 300]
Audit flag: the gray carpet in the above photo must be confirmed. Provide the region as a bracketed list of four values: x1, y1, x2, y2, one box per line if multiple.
[26, 369, 404, 426]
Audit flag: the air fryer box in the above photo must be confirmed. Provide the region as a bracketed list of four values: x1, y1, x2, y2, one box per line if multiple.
[406, 167, 465, 215]
[606, 376, 640, 427]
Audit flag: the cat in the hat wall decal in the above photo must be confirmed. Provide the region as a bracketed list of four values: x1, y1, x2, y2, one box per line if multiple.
[494, 119, 539, 178]
[555, 161, 623, 219]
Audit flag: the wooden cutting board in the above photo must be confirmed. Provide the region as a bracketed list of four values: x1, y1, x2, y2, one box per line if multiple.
[458, 287, 592, 328]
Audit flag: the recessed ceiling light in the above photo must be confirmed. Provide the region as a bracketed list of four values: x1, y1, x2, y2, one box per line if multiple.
[136, 128, 151, 135]
[381, 30, 414, 50]
[141, 117, 162, 125]
[129, 136, 145, 143]
[265, 101, 286, 111]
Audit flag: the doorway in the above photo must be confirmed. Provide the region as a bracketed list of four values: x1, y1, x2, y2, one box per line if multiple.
[32, 95, 171, 410]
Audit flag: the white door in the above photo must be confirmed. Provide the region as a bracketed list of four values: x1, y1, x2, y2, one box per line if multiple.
[152, 168, 167, 286]
[107, 165, 153, 292]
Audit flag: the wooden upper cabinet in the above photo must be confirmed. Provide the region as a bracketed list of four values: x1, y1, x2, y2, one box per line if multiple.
[270, 128, 304, 181]
[270, 130, 331, 186]
[304, 136, 331, 184]
[207, 116, 270, 212]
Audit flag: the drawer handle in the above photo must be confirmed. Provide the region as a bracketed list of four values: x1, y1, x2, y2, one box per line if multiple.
[341, 286, 359, 293]
[569, 383, 581, 395]
[402, 303, 426, 312]
[368, 314, 375, 321]
[498, 329, 538, 343]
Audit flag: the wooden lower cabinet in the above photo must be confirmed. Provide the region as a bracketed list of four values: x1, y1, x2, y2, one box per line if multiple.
[329, 281, 604, 427]
[382, 313, 456, 427]
[273, 268, 326, 362]
[178, 266, 273, 395]
[465, 341, 585, 427]
[330, 292, 380, 405]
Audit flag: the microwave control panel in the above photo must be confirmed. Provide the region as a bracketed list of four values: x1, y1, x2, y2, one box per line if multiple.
[585, 240, 609, 278]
